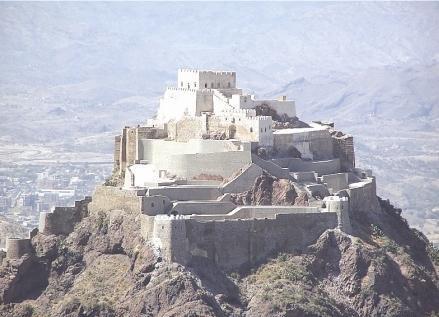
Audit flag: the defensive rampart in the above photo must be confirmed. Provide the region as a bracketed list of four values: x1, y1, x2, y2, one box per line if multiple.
[184, 212, 337, 270]
[39, 197, 91, 235]
[88, 186, 142, 215]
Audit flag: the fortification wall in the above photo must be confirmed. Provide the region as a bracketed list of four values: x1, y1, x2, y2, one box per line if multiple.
[254, 99, 296, 118]
[140, 214, 155, 240]
[252, 155, 291, 179]
[171, 201, 236, 215]
[6, 238, 32, 259]
[167, 116, 206, 142]
[321, 173, 349, 192]
[170, 151, 252, 180]
[292, 172, 317, 182]
[88, 186, 142, 215]
[222, 163, 263, 194]
[114, 135, 121, 169]
[153, 216, 189, 265]
[148, 185, 222, 201]
[273, 128, 333, 160]
[347, 177, 380, 213]
[323, 196, 352, 234]
[39, 197, 91, 235]
[189, 206, 321, 221]
[331, 132, 355, 171]
[156, 88, 198, 121]
[184, 212, 337, 270]
[282, 158, 341, 176]
[141, 195, 172, 215]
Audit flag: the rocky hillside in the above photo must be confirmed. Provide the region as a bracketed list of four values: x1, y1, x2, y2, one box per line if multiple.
[0, 177, 438, 317]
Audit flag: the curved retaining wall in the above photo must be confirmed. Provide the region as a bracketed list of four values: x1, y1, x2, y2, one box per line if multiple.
[6, 238, 32, 259]
[347, 177, 380, 213]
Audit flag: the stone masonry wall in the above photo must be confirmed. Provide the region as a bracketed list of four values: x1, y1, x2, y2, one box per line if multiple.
[184, 212, 338, 270]
[39, 197, 91, 235]
[331, 132, 355, 172]
[88, 186, 142, 216]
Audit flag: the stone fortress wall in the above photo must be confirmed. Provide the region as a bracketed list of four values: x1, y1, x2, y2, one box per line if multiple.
[39, 197, 91, 235]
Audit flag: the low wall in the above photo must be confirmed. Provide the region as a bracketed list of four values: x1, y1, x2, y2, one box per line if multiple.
[6, 238, 32, 259]
[292, 172, 317, 182]
[148, 185, 222, 201]
[252, 155, 291, 179]
[170, 151, 252, 180]
[321, 173, 349, 192]
[222, 163, 262, 193]
[141, 195, 172, 215]
[189, 206, 321, 221]
[172, 201, 236, 215]
[88, 186, 142, 215]
[285, 158, 341, 176]
[184, 212, 337, 270]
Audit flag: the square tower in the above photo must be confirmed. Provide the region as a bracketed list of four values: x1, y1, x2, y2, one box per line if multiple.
[178, 69, 236, 90]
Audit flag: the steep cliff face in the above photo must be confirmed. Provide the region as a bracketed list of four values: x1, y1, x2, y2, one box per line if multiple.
[0, 192, 438, 317]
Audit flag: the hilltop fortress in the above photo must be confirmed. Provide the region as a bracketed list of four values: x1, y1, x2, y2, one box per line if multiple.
[4, 69, 381, 271]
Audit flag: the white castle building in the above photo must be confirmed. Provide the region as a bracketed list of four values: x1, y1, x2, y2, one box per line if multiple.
[9, 68, 381, 272]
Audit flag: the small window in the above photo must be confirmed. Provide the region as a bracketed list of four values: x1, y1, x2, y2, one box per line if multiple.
[244, 97, 247, 102]
[228, 82, 231, 88]
[151, 202, 155, 208]
[261, 128, 263, 133]
[161, 225, 164, 229]
[194, 82, 197, 87]
[265, 128, 266, 132]
[250, 127, 253, 133]
[205, 83, 207, 88]
[163, 200, 166, 205]
[181, 82, 183, 87]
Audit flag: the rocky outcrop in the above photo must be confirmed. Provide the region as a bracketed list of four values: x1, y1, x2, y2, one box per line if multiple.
[230, 172, 298, 206]
[0, 187, 438, 317]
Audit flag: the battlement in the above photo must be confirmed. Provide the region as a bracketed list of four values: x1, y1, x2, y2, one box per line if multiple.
[178, 68, 235, 75]
[166, 87, 198, 93]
